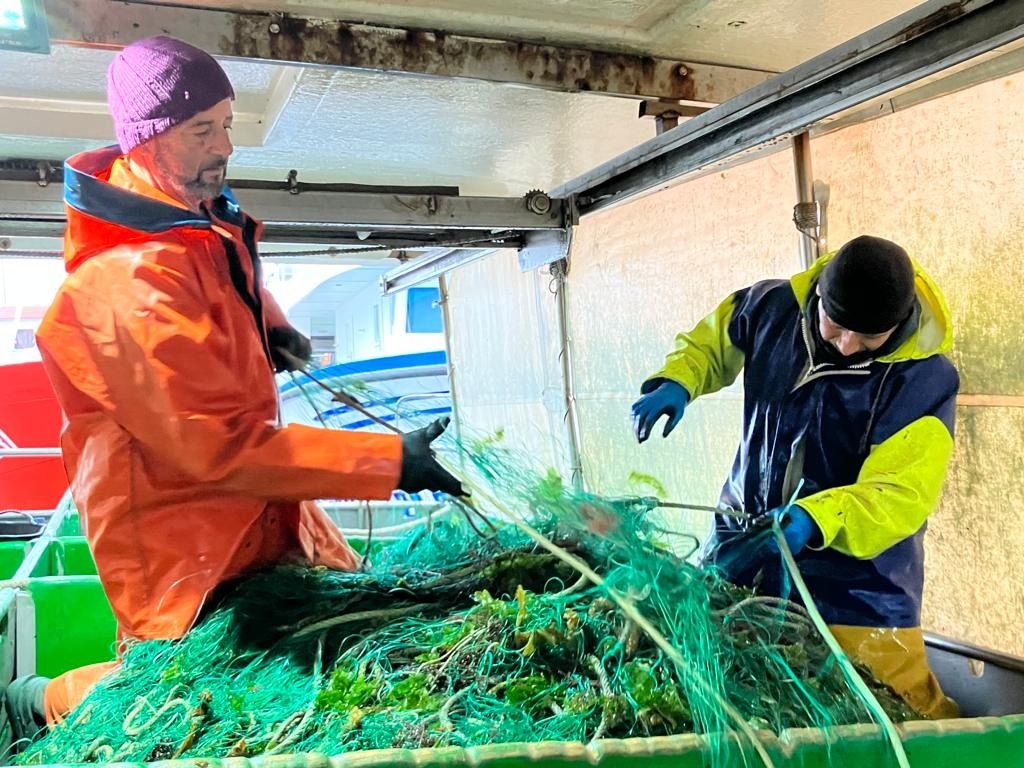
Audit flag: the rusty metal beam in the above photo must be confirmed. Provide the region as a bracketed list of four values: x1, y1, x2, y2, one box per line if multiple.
[44, 0, 774, 103]
[0, 176, 564, 248]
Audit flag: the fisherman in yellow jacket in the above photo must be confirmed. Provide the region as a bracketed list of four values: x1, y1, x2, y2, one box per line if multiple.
[632, 236, 958, 718]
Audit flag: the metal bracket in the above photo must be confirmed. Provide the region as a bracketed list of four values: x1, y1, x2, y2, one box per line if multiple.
[518, 228, 573, 273]
[639, 100, 712, 135]
[518, 196, 578, 272]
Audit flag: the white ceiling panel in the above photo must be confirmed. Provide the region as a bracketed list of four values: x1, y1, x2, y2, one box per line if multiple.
[0, 43, 656, 194]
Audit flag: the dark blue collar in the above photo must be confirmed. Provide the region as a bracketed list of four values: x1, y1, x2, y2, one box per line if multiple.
[64, 146, 241, 234]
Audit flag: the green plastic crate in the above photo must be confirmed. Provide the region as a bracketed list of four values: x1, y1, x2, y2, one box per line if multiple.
[0, 587, 16, 691]
[25, 537, 96, 579]
[0, 541, 32, 580]
[53, 537, 96, 576]
[55, 515, 81, 538]
[52, 493, 80, 537]
[27, 576, 115, 679]
[8, 533, 117, 681]
[20, 534, 112, 677]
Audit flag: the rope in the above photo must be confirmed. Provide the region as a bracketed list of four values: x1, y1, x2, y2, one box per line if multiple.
[775, 523, 910, 768]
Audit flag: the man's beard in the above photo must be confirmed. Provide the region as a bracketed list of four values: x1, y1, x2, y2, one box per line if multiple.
[186, 162, 227, 200]
[808, 296, 877, 367]
[817, 337, 876, 366]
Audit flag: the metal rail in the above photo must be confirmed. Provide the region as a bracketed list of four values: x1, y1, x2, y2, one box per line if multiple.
[554, 0, 1024, 214]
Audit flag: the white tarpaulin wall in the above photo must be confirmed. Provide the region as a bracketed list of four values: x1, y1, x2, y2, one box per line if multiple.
[564, 148, 801, 543]
[447, 147, 803, 543]
[446, 255, 569, 472]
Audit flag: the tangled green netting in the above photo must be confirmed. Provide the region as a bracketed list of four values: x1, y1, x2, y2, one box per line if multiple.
[17, 373, 919, 766]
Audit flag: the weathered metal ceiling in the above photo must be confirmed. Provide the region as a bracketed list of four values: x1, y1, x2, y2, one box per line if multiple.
[0, 0, 927, 194]
[145, 0, 924, 71]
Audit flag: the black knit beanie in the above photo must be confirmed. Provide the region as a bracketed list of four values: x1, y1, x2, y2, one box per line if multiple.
[818, 235, 916, 335]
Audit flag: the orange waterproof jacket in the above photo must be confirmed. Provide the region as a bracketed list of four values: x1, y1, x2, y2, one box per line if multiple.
[37, 147, 402, 640]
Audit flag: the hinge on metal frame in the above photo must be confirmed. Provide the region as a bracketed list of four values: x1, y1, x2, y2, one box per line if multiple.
[517, 194, 577, 272]
[549, 257, 568, 280]
[35, 161, 52, 187]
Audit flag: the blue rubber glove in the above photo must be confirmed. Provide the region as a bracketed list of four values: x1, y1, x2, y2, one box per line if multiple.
[767, 505, 819, 556]
[711, 526, 774, 586]
[711, 506, 819, 586]
[631, 381, 689, 443]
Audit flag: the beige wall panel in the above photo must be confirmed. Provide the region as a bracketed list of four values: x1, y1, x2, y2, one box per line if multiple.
[925, 407, 1024, 655]
[814, 76, 1024, 396]
[813, 73, 1024, 653]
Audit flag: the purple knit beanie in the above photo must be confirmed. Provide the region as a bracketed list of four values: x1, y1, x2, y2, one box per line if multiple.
[107, 36, 235, 153]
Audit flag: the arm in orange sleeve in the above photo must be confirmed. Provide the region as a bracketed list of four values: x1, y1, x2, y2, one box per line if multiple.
[70, 243, 401, 502]
[261, 285, 290, 330]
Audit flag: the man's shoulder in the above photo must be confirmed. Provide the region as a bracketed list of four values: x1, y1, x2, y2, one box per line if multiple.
[733, 277, 799, 319]
[892, 353, 959, 388]
[746, 277, 794, 300]
[84, 232, 209, 271]
[65, 235, 214, 304]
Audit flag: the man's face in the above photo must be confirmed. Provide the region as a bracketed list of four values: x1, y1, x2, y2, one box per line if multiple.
[817, 300, 896, 358]
[136, 98, 234, 208]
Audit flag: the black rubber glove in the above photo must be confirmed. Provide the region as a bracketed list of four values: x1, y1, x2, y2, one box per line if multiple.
[398, 417, 466, 497]
[268, 326, 313, 373]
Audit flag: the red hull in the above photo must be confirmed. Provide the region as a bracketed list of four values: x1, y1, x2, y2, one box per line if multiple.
[0, 362, 67, 510]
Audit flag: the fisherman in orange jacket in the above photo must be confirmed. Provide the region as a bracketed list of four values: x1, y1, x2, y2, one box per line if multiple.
[3, 36, 463, 749]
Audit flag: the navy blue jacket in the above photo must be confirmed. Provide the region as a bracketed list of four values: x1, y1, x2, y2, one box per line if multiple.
[647, 256, 958, 628]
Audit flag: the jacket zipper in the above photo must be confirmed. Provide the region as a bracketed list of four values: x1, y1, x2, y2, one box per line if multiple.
[791, 315, 872, 392]
[759, 315, 881, 517]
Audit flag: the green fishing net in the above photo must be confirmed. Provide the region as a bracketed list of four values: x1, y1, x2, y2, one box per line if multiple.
[17, 371, 919, 766]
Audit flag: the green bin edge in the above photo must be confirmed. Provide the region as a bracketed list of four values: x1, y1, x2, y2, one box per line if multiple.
[53, 536, 97, 576]
[0, 541, 31, 580]
[25, 714, 1024, 768]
